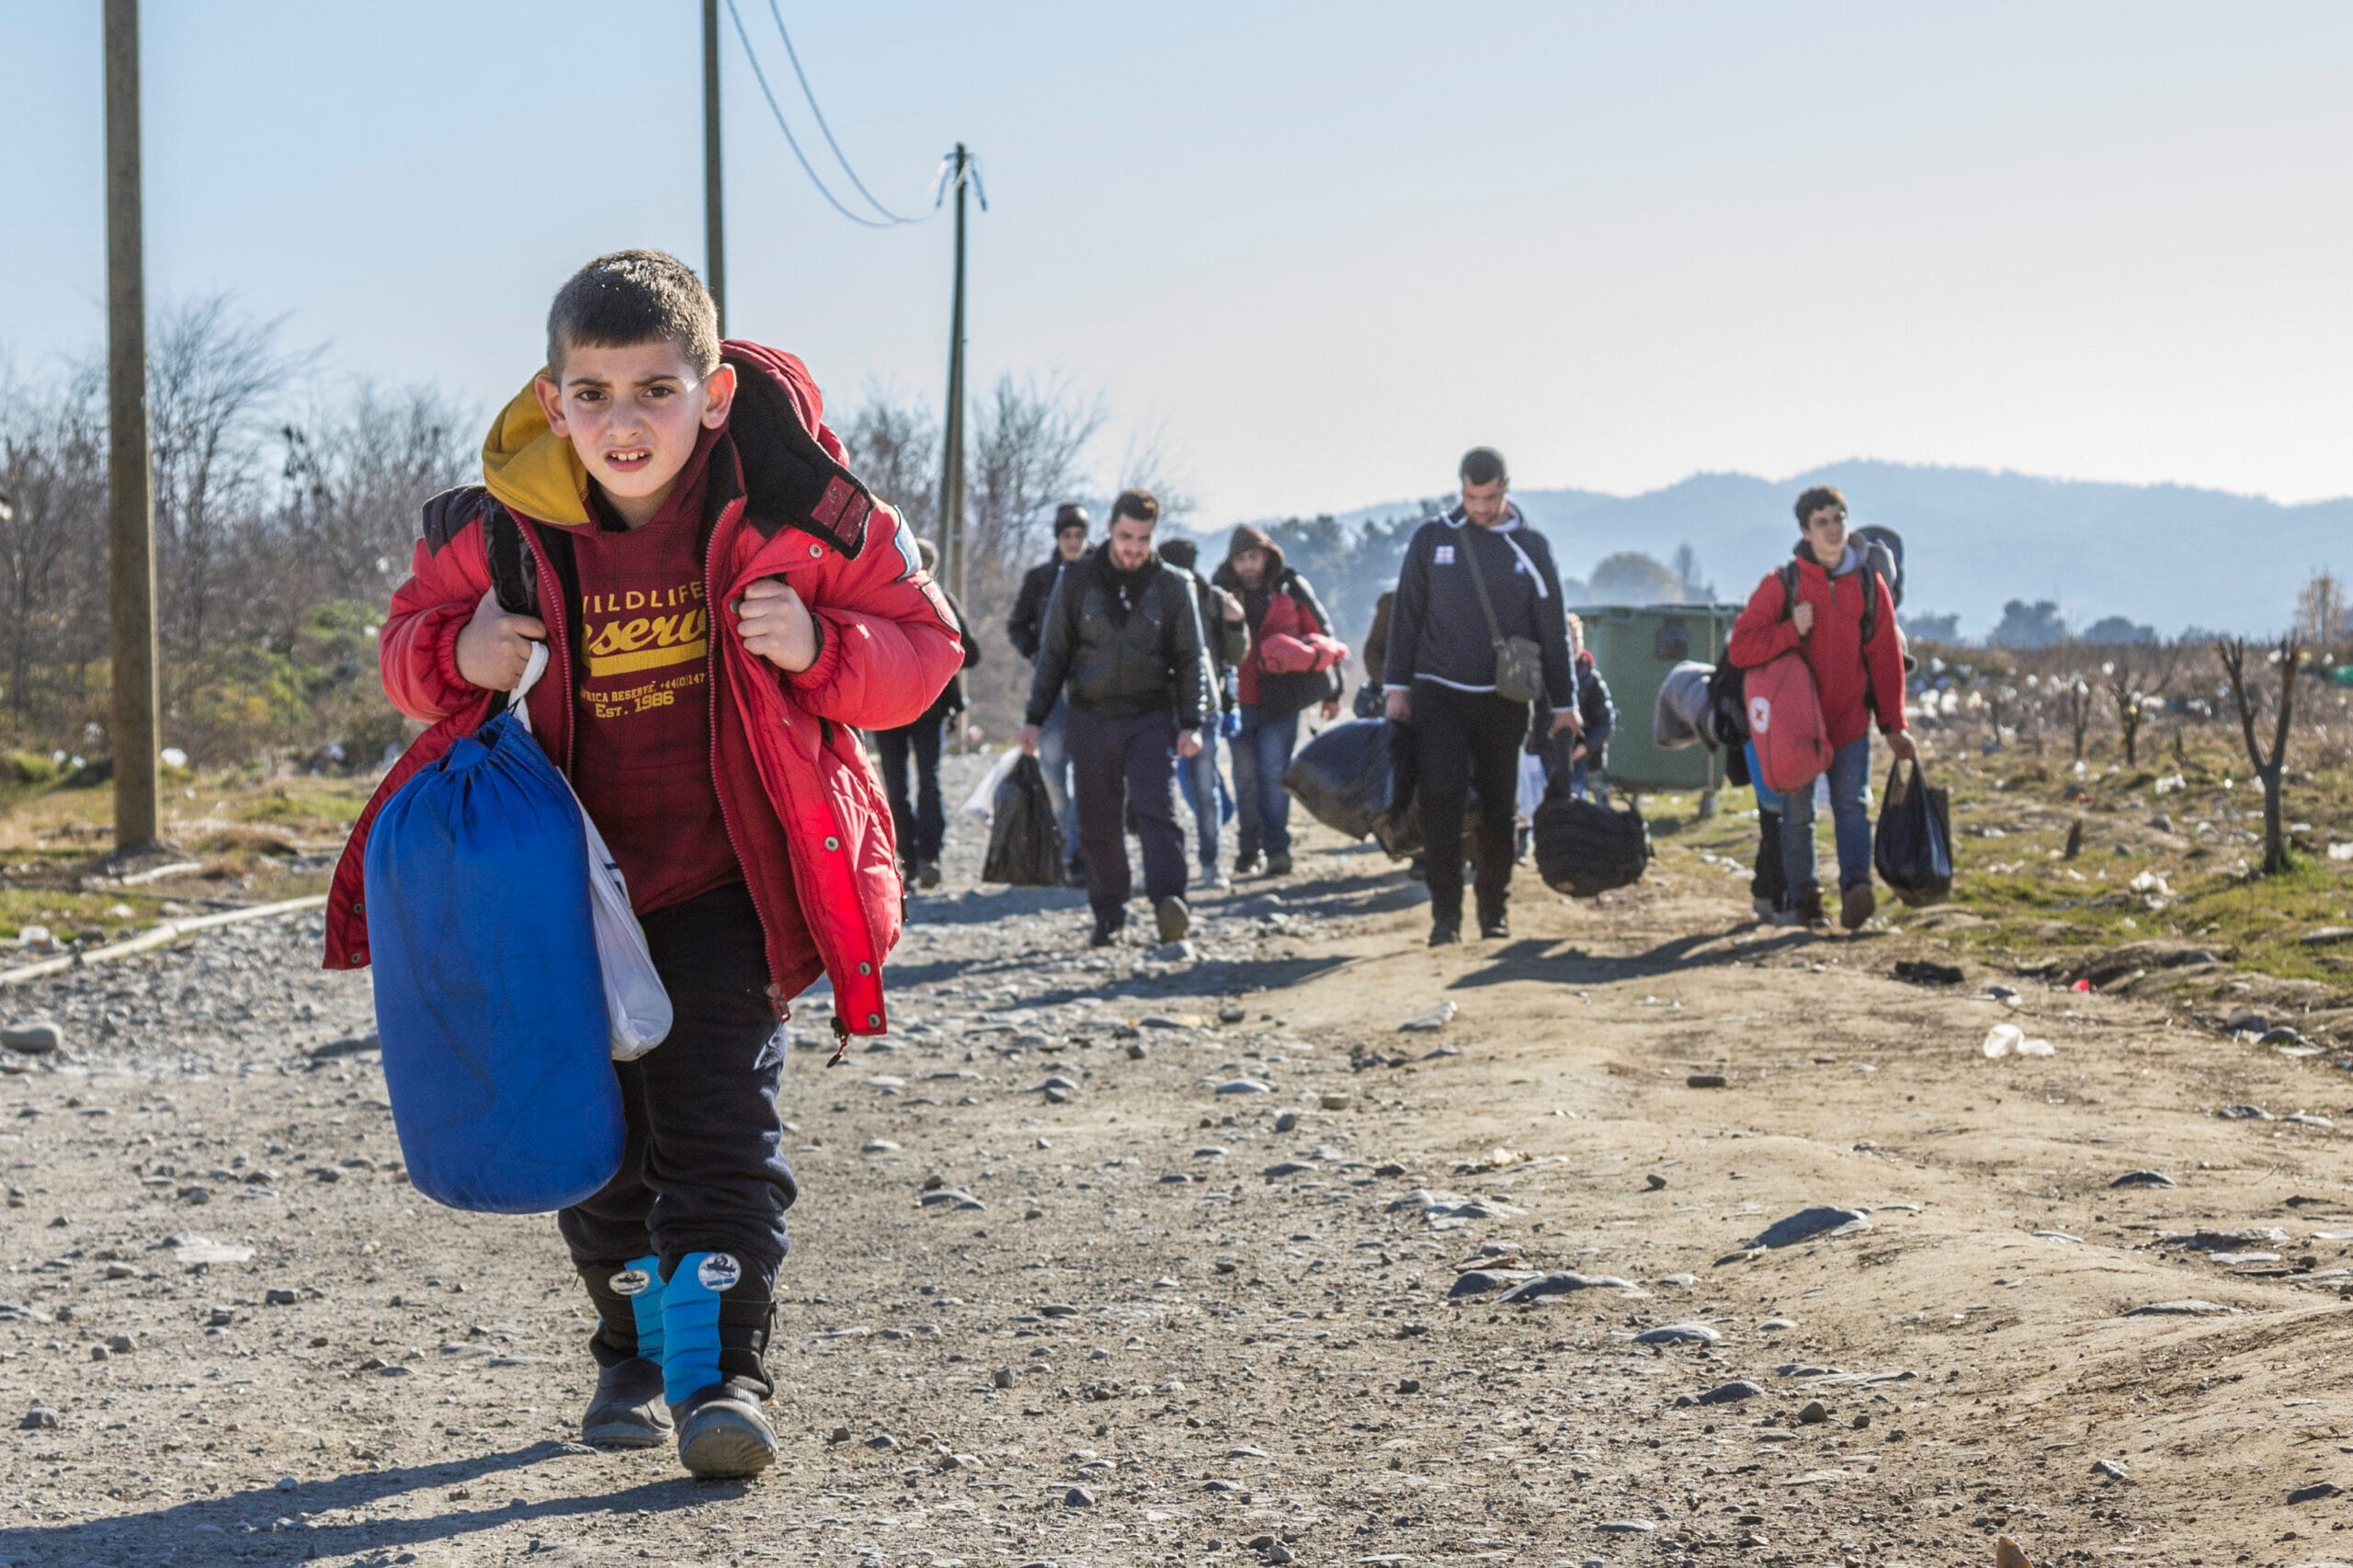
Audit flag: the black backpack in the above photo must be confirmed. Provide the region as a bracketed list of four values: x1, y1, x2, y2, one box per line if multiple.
[1532, 792, 1652, 899]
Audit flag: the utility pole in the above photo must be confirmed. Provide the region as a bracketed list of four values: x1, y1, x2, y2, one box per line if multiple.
[104, 0, 159, 856]
[937, 143, 975, 606]
[701, 0, 725, 333]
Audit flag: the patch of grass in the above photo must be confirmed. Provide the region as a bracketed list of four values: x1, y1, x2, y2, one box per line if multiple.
[0, 886, 163, 946]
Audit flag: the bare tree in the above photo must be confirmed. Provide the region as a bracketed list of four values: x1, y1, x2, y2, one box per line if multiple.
[2104, 642, 2182, 768]
[2296, 571, 2350, 656]
[146, 295, 313, 664]
[2217, 635, 2300, 874]
[1112, 420, 1197, 528]
[275, 380, 473, 628]
[965, 373, 1103, 598]
[0, 357, 109, 717]
[2059, 675, 2095, 761]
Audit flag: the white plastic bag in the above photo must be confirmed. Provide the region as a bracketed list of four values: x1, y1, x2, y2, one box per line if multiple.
[1516, 751, 1548, 823]
[961, 745, 1022, 822]
[512, 644, 673, 1061]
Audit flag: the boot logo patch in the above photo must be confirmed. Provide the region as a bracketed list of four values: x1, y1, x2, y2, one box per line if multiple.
[608, 1267, 653, 1297]
[697, 1253, 743, 1292]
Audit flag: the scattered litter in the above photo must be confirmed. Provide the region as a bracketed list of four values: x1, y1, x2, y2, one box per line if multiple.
[1983, 1024, 2055, 1059]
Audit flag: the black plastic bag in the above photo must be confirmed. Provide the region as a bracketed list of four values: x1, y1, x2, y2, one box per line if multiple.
[1532, 792, 1651, 898]
[1283, 717, 1416, 852]
[1872, 759, 1952, 907]
[983, 755, 1064, 887]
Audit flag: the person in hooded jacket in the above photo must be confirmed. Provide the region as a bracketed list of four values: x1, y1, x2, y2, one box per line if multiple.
[1726, 484, 1916, 929]
[327, 251, 962, 1480]
[1212, 525, 1344, 877]
[874, 536, 980, 892]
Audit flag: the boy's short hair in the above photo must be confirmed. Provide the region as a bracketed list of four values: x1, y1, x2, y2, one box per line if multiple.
[546, 249, 722, 379]
[1794, 485, 1847, 527]
[1109, 489, 1160, 528]
[1460, 447, 1508, 487]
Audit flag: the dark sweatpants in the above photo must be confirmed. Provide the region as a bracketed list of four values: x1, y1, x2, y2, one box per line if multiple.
[874, 710, 947, 870]
[1066, 706, 1187, 923]
[1411, 681, 1527, 923]
[557, 881, 797, 1291]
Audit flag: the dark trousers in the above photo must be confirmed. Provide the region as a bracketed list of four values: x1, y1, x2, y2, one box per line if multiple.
[557, 881, 797, 1291]
[1411, 682, 1526, 923]
[1066, 706, 1188, 921]
[874, 710, 947, 869]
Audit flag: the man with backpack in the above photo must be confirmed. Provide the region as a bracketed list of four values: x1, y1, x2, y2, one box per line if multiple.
[1007, 505, 1091, 885]
[1726, 485, 1916, 930]
[1158, 537, 1249, 889]
[1383, 449, 1579, 944]
[1213, 525, 1346, 878]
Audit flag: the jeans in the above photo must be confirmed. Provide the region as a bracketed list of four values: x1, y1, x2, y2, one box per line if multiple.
[1036, 695, 1080, 872]
[557, 881, 796, 1291]
[1177, 722, 1223, 871]
[1066, 707, 1188, 921]
[1779, 734, 1874, 895]
[1409, 681, 1526, 923]
[1232, 705, 1302, 857]
[873, 710, 946, 869]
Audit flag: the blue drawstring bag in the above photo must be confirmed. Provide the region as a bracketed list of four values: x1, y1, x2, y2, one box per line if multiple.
[363, 646, 624, 1213]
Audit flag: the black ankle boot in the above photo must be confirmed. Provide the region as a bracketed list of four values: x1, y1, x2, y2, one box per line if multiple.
[665, 1253, 779, 1479]
[576, 1258, 672, 1449]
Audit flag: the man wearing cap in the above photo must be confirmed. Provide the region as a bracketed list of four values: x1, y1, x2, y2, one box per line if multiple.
[1008, 505, 1093, 883]
[1383, 448, 1579, 945]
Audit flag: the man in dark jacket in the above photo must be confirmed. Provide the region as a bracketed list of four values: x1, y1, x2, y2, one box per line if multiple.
[1008, 504, 1091, 881]
[1020, 490, 1212, 948]
[875, 538, 980, 891]
[1158, 538, 1249, 889]
[1384, 448, 1579, 944]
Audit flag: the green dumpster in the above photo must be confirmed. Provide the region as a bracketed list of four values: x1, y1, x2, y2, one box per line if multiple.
[1579, 602, 1744, 805]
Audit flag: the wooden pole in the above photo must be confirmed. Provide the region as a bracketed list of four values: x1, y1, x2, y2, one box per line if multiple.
[938, 143, 970, 605]
[702, 0, 726, 333]
[104, 0, 160, 855]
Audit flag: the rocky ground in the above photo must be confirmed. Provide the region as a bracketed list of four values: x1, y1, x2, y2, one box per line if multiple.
[7, 753, 2353, 1567]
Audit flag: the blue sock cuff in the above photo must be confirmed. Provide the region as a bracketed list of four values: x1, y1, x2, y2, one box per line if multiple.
[624, 1254, 665, 1365]
[662, 1252, 728, 1407]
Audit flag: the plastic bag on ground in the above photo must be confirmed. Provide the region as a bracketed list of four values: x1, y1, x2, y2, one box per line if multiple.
[362, 642, 624, 1213]
[1873, 759, 1954, 907]
[983, 754, 1065, 886]
[1984, 1023, 2054, 1058]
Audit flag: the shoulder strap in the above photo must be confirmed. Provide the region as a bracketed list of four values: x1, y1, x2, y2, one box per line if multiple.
[1457, 527, 1507, 645]
[1778, 562, 1800, 622]
[483, 503, 540, 619]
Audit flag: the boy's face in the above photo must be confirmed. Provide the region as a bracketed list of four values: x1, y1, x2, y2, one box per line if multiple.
[535, 338, 735, 518]
[1802, 505, 1848, 568]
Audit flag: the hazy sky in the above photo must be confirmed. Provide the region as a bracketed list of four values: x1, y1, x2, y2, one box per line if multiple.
[8, 2, 2351, 525]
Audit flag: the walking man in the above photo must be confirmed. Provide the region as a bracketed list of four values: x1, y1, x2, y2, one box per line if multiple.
[1007, 504, 1090, 882]
[1383, 449, 1578, 944]
[1020, 490, 1211, 948]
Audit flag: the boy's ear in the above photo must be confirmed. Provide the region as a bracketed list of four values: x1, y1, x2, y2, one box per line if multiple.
[700, 363, 738, 429]
[533, 372, 568, 437]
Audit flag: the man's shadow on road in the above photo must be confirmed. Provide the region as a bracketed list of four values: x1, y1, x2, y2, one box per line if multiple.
[1447, 922, 1819, 989]
[0, 1441, 743, 1565]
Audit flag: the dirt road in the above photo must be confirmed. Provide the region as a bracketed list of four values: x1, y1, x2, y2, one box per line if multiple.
[6, 770, 2351, 1567]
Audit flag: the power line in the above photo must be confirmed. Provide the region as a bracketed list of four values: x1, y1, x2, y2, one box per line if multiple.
[763, 0, 930, 224]
[719, 0, 929, 229]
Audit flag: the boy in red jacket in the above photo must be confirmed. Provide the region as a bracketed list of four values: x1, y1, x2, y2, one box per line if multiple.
[324, 251, 961, 1477]
[1726, 485, 1916, 930]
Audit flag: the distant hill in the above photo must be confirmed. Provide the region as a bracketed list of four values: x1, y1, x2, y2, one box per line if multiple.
[1219, 460, 2352, 641]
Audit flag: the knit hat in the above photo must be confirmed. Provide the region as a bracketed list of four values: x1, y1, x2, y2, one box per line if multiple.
[1052, 503, 1090, 538]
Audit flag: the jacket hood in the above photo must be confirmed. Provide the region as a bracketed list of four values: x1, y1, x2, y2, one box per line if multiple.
[480, 338, 880, 557]
[1791, 538, 1861, 576]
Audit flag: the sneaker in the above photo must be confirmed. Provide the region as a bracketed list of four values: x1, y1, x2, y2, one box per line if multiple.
[916, 861, 941, 891]
[1233, 849, 1264, 878]
[581, 1356, 672, 1449]
[1840, 883, 1876, 931]
[1428, 914, 1461, 947]
[1201, 865, 1231, 891]
[1089, 913, 1124, 949]
[1264, 851, 1293, 877]
[675, 1385, 777, 1479]
[1479, 913, 1510, 940]
[1155, 896, 1191, 946]
[1792, 887, 1828, 928]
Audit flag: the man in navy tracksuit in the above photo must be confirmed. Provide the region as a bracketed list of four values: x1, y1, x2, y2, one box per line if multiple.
[1383, 448, 1579, 944]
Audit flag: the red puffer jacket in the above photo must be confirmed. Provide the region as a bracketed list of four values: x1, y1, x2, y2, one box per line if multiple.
[1725, 543, 1908, 753]
[324, 341, 963, 1040]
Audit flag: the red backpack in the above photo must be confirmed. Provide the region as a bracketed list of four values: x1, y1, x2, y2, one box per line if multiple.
[1745, 650, 1833, 795]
